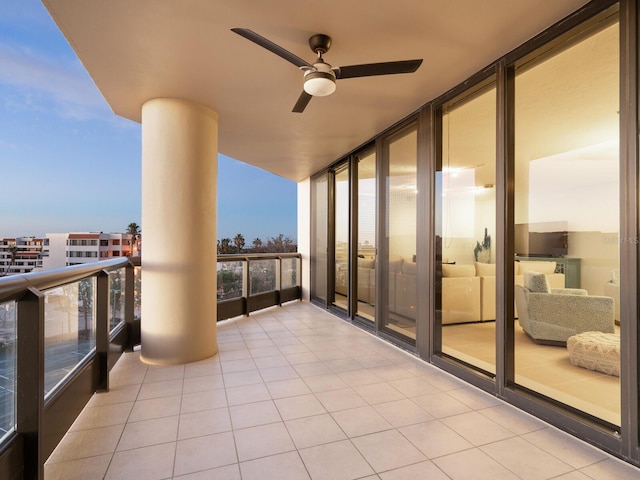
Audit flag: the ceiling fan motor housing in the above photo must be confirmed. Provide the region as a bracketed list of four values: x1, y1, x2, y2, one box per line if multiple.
[309, 34, 332, 54]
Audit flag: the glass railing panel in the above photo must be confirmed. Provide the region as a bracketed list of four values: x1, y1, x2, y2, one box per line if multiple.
[44, 277, 96, 396]
[0, 301, 16, 441]
[281, 257, 297, 289]
[134, 266, 141, 320]
[109, 269, 125, 331]
[250, 259, 276, 295]
[217, 261, 243, 300]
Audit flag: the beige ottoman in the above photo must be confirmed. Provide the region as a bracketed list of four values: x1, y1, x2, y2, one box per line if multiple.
[567, 332, 620, 376]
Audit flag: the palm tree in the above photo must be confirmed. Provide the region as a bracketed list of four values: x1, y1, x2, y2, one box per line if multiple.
[219, 238, 232, 254]
[252, 237, 263, 253]
[233, 233, 245, 253]
[0, 244, 18, 277]
[126, 222, 141, 257]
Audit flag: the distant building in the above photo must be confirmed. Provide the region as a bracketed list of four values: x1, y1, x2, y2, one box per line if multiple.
[0, 232, 139, 275]
[41, 232, 137, 270]
[0, 236, 49, 275]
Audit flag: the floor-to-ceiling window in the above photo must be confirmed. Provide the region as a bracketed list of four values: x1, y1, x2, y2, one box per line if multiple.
[311, 172, 328, 304]
[333, 162, 350, 312]
[309, 0, 639, 466]
[513, 11, 620, 425]
[383, 125, 418, 340]
[436, 82, 497, 374]
[356, 149, 377, 323]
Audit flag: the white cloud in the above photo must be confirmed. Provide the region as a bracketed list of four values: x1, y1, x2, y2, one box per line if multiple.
[0, 42, 111, 120]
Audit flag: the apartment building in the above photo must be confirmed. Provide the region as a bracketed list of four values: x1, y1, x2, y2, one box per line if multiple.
[40, 232, 135, 270]
[1, 233, 139, 274]
[0, 237, 48, 275]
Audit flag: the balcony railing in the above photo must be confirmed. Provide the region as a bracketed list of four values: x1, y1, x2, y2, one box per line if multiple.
[0, 253, 301, 479]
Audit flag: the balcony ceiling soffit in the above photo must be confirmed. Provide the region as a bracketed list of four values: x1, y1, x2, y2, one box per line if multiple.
[42, 0, 589, 182]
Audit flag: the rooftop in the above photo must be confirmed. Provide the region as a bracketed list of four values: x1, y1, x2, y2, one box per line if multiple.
[44, 302, 638, 479]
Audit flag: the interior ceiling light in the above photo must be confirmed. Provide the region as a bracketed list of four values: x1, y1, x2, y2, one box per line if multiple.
[231, 28, 423, 113]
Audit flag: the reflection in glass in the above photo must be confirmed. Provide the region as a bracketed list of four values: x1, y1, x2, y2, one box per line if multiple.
[217, 261, 243, 300]
[281, 257, 297, 289]
[312, 173, 328, 303]
[333, 163, 350, 311]
[109, 269, 125, 331]
[384, 128, 417, 339]
[0, 301, 16, 440]
[514, 18, 619, 424]
[356, 150, 376, 322]
[44, 277, 96, 396]
[249, 259, 277, 295]
[438, 83, 497, 373]
[134, 266, 142, 320]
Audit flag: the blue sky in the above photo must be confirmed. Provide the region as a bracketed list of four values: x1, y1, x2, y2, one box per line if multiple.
[0, 1, 297, 242]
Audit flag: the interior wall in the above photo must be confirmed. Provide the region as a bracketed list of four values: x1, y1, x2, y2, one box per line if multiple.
[567, 230, 618, 294]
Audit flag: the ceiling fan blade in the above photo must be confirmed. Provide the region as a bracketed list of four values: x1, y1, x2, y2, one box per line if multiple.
[292, 91, 313, 113]
[334, 59, 423, 79]
[231, 28, 312, 68]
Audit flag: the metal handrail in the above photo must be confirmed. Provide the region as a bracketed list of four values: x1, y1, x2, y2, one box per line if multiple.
[0, 253, 301, 478]
[217, 252, 300, 261]
[0, 257, 132, 303]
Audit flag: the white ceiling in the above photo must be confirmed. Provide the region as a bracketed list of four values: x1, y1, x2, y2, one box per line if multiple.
[42, 0, 590, 182]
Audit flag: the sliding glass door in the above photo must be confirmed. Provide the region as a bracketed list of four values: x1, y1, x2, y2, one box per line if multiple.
[383, 125, 418, 340]
[333, 162, 350, 312]
[436, 82, 497, 373]
[513, 12, 620, 425]
[356, 149, 377, 323]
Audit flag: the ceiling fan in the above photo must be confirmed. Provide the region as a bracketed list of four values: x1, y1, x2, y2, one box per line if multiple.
[231, 28, 423, 113]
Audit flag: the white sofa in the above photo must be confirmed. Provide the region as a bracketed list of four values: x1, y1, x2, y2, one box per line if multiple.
[335, 257, 376, 304]
[337, 257, 566, 325]
[442, 260, 565, 324]
[441, 264, 481, 324]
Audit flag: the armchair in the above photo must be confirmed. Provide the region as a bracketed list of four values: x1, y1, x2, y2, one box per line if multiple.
[515, 272, 615, 345]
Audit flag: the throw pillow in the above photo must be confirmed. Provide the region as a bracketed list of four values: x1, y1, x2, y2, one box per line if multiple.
[524, 271, 551, 293]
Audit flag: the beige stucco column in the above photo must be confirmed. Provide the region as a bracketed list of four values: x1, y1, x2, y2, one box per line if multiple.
[140, 98, 218, 365]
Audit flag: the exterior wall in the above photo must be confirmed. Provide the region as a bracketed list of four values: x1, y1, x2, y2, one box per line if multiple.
[66, 233, 132, 266]
[40, 233, 68, 270]
[39, 232, 135, 270]
[298, 178, 311, 302]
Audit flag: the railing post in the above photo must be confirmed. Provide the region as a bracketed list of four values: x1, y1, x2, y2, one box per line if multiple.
[95, 271, 109, 392]
[124, 260, 136, 350]
[17, 287, 45, 480]
[276, 257, 282, 306]
[243, 258, 250, 316]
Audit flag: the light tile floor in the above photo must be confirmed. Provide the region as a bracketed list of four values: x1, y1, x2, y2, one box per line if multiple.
[44, 302, 640, 479]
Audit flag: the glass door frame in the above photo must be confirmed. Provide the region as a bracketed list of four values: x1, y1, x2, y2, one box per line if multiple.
[429, 70, 499, 394]
[427, 0, 631, 457]
[325, 147, 378, 328]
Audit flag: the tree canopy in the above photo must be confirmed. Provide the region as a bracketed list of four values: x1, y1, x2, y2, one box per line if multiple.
[218, 233, 296, 254]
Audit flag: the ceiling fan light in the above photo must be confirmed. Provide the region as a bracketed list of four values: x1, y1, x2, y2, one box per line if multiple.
[304, 71, 336, 96]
